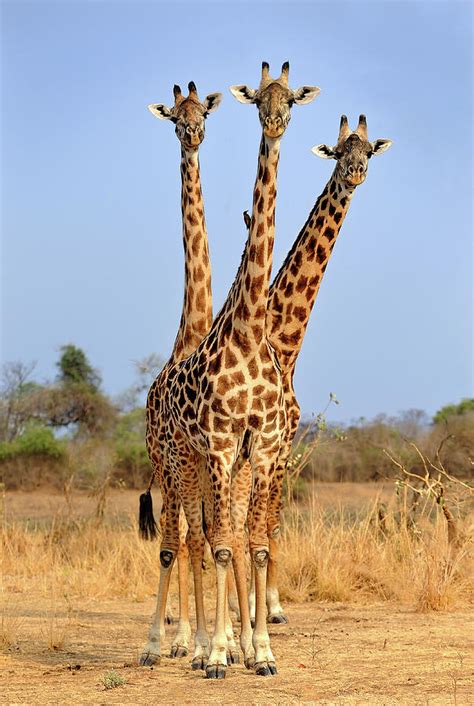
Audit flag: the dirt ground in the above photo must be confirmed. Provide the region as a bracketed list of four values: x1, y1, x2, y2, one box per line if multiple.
[2, 486, 473, 704]
[1, 598, 472, 705]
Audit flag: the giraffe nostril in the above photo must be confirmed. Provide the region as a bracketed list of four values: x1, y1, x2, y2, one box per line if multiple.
[265, 116, 271, 126]
[348, 165, 355, 175]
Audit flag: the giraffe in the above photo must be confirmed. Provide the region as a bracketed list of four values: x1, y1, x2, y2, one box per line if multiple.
[138, 81, 221, 665]
[144, 61, 320, 679]
[239, 114, 393, 622]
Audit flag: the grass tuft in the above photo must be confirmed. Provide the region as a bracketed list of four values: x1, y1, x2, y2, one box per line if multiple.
[103, 669, 125, 690]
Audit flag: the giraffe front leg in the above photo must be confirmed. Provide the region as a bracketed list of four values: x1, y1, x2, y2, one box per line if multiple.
[182, 503, 210, 672]
[206, 549, 232, 679]
[252, 547, 277, 675]
[206, 455, 234, 679]
[232, 534, 254, 669]
[230, 460, 254, 667]
[248, 458, 278, 676]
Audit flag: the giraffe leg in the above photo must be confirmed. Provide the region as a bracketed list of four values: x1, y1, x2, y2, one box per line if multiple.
[206, 455, 234, 679]
[232, 534, 254, 668]
[224, 581, 240, 665]
[159, 505, 175, 625]
[206, 552, 231, 679]
[266, 466, 288, 623]
[248, 453, 279, 676]
[249, 562, 256, 625]
[169, 530, 192, 658]
[180, 497, 211, 672]
[227, 567, 240, 621]
[266, 533, 287, 623]
[139, 488, 180, 666]
[230, 458, 254, 666]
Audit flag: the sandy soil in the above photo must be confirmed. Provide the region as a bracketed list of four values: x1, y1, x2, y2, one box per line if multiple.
[2, 486, 472, 704]
[1, 598, 472, 705]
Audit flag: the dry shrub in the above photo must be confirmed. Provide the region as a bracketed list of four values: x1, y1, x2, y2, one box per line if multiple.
[2, 515, 161, 602]
[278, 499, 473, 610]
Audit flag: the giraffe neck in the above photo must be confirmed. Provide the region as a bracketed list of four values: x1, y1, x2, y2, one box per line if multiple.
[217, 135, 281, 351]
[171, 147, 213, 362]
[267, 169, 355, 373]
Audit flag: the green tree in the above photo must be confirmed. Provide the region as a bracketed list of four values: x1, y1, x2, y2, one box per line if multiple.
[433, 398, 474, 425]
[56, 344, 101, 391]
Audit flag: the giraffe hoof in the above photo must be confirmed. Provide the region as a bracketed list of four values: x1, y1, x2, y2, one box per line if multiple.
[169, 645, 188, 658]
[206, 664, 227, 679]
[139, 652, 161, 666]
[227, 650, 240, 665]
[255, 661, 277, 676]
[192, 656, 207, 671]
[268, 613, 289, 624]
[244, 656, 255, 670]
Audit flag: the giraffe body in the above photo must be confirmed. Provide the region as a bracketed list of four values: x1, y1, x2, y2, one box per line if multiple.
[147, 62, 320, 678]
[242, 115, 393, 620]
[138, 82, 221, 667]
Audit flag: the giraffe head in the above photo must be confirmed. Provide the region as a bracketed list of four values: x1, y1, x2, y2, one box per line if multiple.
[148, 82, 222, 149]
[312, 115, 392, 186]
[230, 62, 320, 139]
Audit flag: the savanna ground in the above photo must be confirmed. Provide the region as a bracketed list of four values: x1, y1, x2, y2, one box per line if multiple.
[2, 484, 473, 705]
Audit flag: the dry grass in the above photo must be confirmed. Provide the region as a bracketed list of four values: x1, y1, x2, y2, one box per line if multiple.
[2, 488, 472, 624]
[278, 498, 473, 610]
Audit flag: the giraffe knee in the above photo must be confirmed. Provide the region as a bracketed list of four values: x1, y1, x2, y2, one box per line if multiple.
[160, 550, 174, 568]
[214, 548, 232, 567]
[253, 549, 269, 568]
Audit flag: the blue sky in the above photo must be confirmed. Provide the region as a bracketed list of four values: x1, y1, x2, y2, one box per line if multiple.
[1, 1, 472, 423]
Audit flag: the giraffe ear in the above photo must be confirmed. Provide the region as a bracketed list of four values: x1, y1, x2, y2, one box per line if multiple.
[203, 93, 222, 115]
[311, 144, 337, 159]
[370, 138, 393, 156]
[293, 86, 321, 105]
[229, 85, 257, 104]
[148, 104, 174, 120]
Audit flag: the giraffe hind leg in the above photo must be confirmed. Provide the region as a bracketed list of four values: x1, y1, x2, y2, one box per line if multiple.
[169, 517, 191, 658]
[139, 487, 180, 666]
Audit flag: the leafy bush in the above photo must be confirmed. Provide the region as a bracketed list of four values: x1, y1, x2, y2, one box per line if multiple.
[113, 408, 150, 487]
[0, 422, 66, 460]
[0, 422, 67, 488]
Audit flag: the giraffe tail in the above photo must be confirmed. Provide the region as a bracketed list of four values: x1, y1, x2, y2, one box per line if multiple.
[139, 488, 158, 541]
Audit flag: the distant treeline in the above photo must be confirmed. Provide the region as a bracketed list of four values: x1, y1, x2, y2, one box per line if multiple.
[0, 345, 472, 490]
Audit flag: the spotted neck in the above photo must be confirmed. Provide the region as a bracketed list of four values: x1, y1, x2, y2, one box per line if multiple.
[267, 169, 355, 373]
[216, 135, 281, 351]
[171, 147, 213, 362]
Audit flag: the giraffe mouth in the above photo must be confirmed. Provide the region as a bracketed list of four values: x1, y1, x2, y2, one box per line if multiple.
[346, 173, 366, 186]
[185, 136, 203, 148]
[263, 125, 285, 139]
